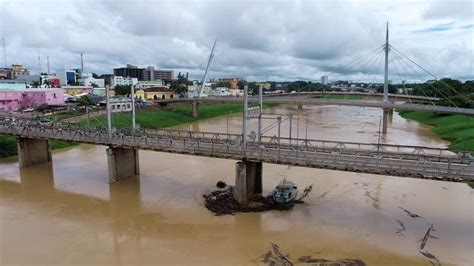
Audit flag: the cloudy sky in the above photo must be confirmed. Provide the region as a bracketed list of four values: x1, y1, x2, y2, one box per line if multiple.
[0, 0, 472, 82]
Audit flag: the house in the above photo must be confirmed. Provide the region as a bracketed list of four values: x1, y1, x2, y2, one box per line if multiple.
[0, 88, 64, 111]
[61, 86, 94, 96]
[110, 96, 132, 113]
[136, 86, 176, 100]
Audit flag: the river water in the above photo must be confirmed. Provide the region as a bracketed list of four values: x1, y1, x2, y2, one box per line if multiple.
[1, 105, 473, 265]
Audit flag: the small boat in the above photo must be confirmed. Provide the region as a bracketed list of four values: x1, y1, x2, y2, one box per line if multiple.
[272, 178, 298, 204]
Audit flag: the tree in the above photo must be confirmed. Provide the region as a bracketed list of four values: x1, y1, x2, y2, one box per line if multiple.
[217, 81, 231, 88]
[32, 80, 40, 88]
[92, 73, 100, 79]
[237, 80, 247, 91]
[170, 73, 188, 96]
[77, 95, 93, 107]
[115, 85, 131, 96]
[248, 82, 258, 95]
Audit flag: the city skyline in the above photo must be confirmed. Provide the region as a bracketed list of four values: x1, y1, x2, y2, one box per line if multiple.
[0, 0, 472, 82]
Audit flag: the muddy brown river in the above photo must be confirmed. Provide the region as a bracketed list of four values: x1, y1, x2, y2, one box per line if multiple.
[1, 105, 473, 265]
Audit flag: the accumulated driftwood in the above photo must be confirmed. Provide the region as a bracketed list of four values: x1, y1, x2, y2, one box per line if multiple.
[395, 220, 406, 235]
[400, 207, 422, 219]
[203, 187, 296, 216]
[419, 224, 437, 250]
[419, 250, 441, 266]
[253, 243, 366, 266]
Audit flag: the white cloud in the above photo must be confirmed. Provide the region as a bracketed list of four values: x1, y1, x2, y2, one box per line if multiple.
[0, 0, 472, 81]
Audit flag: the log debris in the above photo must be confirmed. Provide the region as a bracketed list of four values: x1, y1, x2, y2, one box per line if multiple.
[254, 243, 366, 266]
[203, 187, 295, 216]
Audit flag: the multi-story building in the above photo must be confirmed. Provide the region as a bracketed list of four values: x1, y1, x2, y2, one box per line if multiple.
[321, 75, 329, 85]
[57, 69, 77, 85]
[113, 64, 145, 80]
[79, 77, 105, 87]
[10, 64, 30, 79]
[112, 76, 138, 87]
[144, 66, 173, 82]
[0, 68, 10, 79]
[135, 86, 176, 100]
[139, 80, 164, 88]
[218, 78, 245, 91]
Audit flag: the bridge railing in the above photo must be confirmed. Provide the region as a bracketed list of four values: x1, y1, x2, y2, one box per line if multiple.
[0, 117, 470, 164]
[1, 118, 473, 180]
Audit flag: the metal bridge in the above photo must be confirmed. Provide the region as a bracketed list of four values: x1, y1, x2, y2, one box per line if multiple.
[2, 118, 473, 182]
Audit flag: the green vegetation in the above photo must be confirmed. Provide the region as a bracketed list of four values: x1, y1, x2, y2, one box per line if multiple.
[81, 103, 278, 129]
[0, 134, 17, 158]
[467, 181, 474, 189]
[0, 134, 77, 158]
[0, 103, 278, 158]
[400, 111, 474, 189]
[322, 95, 362, 100]
[399, 111, 474, 154]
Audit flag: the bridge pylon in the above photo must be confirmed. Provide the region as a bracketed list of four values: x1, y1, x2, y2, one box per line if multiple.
[192, 101, 200, 118]
[234, 160, 263, 206]
[107, 146, 140, 183]
[17, 137, 52, 168]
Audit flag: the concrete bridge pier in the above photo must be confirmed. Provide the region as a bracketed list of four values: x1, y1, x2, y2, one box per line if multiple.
[107, 147, 140, 183]
[234, 160, 263, 206]
[382, 108, 393, 134]
[192, 101, 200, 118]
[17, 137, 52, 168]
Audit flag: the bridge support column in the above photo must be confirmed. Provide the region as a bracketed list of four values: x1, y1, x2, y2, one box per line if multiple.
[107, 147, 139, 183]
[297, 104, 303, 110]
[192, 101, 200, 118]
[17, 137, 52, 168]
[382, 108, 392, 134]
[235, 160, 263, 206]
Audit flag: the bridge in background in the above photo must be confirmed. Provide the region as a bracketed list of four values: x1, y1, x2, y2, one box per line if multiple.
[1, 117, 473, 205]
[157, 96, 474, 116]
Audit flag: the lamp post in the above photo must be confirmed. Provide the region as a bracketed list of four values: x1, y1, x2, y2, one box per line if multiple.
[131, 84, 136, 132]
[377, 115, 382, 154]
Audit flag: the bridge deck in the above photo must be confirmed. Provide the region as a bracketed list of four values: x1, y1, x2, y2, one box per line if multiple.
[157, 97, 474, 115]
[1, 119, 473, 181]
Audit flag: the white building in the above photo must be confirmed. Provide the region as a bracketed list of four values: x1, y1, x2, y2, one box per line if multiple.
[80, 77, 105, 87]
[110, 96, 132, 113]
[321, 75, 328, 85]
[112, 76, 138, 87]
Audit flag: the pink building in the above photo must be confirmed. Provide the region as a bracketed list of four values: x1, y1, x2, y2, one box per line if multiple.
[0, 91, 23, 111]
[0, 89, 65, 111]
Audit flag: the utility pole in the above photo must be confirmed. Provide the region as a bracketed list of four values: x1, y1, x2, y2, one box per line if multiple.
[106, 85, 112, 139]
[46, 56, 50, 75]
[289, 114, 293, 145]
[242, 85, 248, 150]
[2, 37, 6, 67]
[257, 84, 263, 143]
[377, 115, 382, 154]
[277, 116, 281, 158]
[80, 53, 84, 74]
[305, 114, 309, 147]
[37, 54, 41, 74]
[131, 84, 136, 132]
